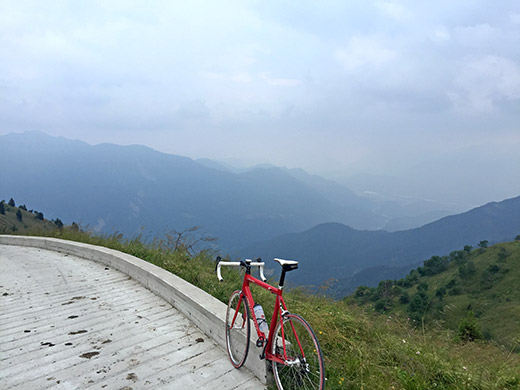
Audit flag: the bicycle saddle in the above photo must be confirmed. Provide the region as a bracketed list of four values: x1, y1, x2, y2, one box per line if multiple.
[274, 258, 298, 271]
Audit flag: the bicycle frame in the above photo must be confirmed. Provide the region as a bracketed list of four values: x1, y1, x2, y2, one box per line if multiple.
[233, 272, 304, 365]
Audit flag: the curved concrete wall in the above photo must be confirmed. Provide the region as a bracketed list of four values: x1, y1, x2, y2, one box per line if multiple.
[0, 235, 267, 384]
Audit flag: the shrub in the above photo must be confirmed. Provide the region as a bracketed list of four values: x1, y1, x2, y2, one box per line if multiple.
[448, 286, 463, 296]
[435, 286, 447, 300]
[399, 292, 410, 304]
[374, 300, 387, 312]
[498, 248, 511, 261]
[458, 261, 476, 279]
[409, 288, 429, 317]
[458, 312, 482, 342]
[354, 285, 372, 299]
[53, 218, 64, 229]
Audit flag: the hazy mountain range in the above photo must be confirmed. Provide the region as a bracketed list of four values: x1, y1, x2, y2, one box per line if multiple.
[0, 132, 384, 249]
[2, 132, 519, 295]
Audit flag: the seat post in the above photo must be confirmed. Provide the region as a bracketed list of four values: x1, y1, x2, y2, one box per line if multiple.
[278, 269, 287, 290]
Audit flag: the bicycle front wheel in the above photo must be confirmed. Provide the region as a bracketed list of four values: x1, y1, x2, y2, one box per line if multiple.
[271, 313, 325, 390]
[225, 290, 250, 368]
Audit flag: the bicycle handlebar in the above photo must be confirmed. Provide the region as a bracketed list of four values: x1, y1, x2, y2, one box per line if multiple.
[216, 260, 267, 282]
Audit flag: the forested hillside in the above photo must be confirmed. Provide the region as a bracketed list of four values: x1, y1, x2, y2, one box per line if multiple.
[351, 240, 520, 351]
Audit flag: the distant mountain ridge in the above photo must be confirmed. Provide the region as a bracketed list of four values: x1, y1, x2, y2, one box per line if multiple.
[237, 195, 520, 295]
[0, 131, 382, 250]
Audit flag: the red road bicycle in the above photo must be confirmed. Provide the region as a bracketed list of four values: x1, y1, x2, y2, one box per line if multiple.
[216, 257, 325, 390]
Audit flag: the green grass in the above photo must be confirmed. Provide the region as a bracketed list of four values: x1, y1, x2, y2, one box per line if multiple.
[8, 226, 519, 390]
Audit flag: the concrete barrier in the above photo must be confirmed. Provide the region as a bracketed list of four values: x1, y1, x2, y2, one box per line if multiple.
[0, 235, 268, 384]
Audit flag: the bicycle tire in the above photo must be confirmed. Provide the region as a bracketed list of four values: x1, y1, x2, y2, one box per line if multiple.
[271, 313, 325, 390]
[225, 290, 250, 368]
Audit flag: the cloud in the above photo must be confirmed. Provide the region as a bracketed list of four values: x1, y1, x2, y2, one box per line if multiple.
[452, 24, 500, 47]
[374, 1, 412, 22]
[429, 26, 451, 44]
[202, 71, 225, 80]
[260, 73, 301, 87]
[448, 56, 520, 113]
[176, 100, 211, 120]
[231, 72, 253, 83]
[335, 35, 397, 72]
[1, 0, 519, 194]
[510, 12, 520, 24]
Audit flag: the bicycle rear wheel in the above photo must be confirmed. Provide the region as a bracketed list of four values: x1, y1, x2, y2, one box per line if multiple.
[271, 313, 325, 390]
[225, 290, 250, 368]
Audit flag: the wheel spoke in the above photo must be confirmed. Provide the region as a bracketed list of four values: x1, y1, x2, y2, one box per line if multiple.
[271, 314, 324, 390]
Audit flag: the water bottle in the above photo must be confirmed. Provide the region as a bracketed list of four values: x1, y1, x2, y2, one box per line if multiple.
[253, 303, 269, 336]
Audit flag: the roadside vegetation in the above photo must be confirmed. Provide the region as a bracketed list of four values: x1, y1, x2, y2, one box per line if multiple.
[2, 200, 520, 389]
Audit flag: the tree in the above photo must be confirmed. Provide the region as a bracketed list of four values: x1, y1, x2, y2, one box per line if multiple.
[354, 285, 372, 298]
[515, 235, 520, 241]
[35, 212, 44, 220]
[163, 226, 217, 256]
[8, 198, 15, 207]
[16, 209, 23, 222]
[478, 240, 488, 249]
[53, 218, 64, 229]
[450, 250, 467, 264]
[421, 255, 449, 276]
[0, 202, 4, 215]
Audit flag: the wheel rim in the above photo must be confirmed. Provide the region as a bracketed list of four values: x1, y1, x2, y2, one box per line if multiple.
[271, 314, 324, 389]
[225, 291, 250, 368]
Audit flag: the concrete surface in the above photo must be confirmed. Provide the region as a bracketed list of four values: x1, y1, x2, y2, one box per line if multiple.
[0, 240, 266, 389]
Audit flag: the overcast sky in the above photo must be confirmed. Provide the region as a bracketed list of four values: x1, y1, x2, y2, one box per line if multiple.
[1, 1, 519, 204]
